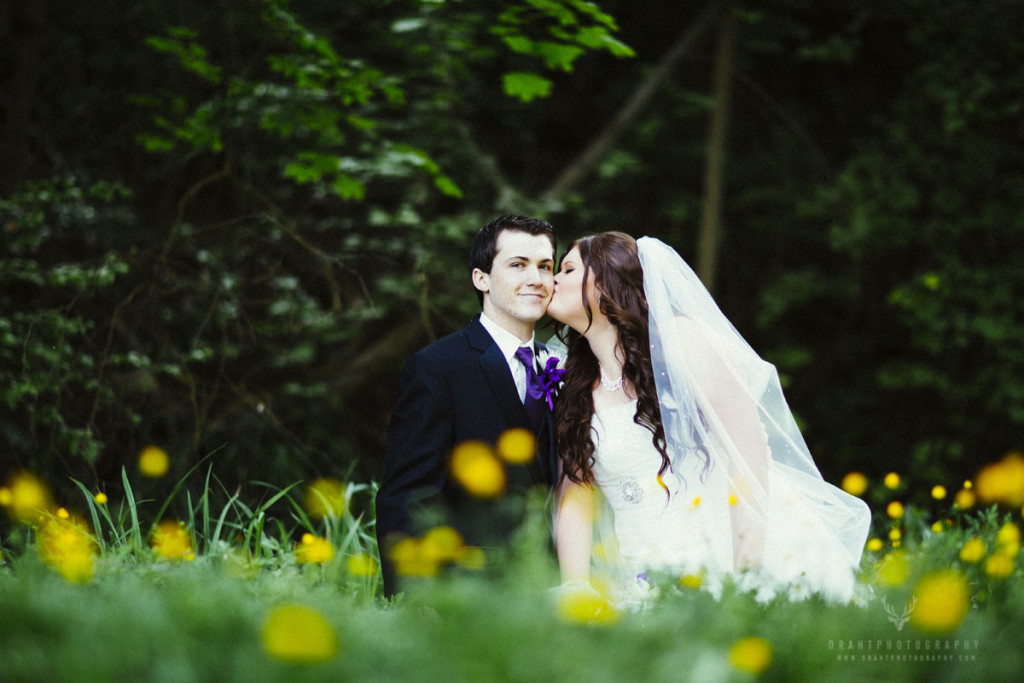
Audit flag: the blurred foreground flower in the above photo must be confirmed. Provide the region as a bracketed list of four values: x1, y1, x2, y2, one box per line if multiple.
[996, 522, 1020, 555]
[38, 515, 96, 584]
[729, 636, 773, 675]
[557, 583, 619, 626]
[262, 604, 339, 664]
[959, 537, 985, 563]
[976, 452, 1024, 507]
[388, 526, 482, 577]
[150, 520, 194, 561]
[954, 488, 976, 509]
[985, 553, 1015, 579]
[875, 551, 909, 586]
[296, 534, 334, 564]
[346, 553, 378, 577]
[0, 471, 53, 524]
[841, 472, 868, 497]
[886, 501, 904, 519]
[866, 538, 884, 552]
[496, 428, 536, 464]
[138, 445, 170, 478]
[910, 570, 970, 634]
[449, 441, 506, 498]
[884, 472, 901, 489]
[931, 485, 947, 500]
[304, 478, 346, 520]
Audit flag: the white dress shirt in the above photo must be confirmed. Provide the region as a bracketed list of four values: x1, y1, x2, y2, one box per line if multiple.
[478, 312, 535, 403]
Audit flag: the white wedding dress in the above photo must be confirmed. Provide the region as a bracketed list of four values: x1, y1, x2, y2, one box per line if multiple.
[590, 396, 866, 603]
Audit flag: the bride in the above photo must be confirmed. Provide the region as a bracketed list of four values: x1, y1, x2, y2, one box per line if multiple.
[545, 232, 871, 603]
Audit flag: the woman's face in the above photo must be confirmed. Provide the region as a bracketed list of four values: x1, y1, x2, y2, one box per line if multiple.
[547, 246, 600, 333]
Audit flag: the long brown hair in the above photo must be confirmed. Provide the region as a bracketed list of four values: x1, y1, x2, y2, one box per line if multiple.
[555, 232, 670, 485]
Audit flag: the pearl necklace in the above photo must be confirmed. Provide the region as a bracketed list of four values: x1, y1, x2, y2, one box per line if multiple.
[599, 368, 624, 392]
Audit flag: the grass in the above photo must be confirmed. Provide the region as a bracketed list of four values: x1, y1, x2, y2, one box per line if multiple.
[2, 459, 1024, 682]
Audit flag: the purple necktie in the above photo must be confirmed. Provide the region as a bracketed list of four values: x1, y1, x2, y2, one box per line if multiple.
[514, 346, 544, 433]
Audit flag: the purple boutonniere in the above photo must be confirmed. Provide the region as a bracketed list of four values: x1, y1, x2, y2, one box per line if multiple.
[536, 356, 566, 410]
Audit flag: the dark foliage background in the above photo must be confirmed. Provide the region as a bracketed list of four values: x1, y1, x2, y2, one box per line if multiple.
[2, 0, 1022, 509]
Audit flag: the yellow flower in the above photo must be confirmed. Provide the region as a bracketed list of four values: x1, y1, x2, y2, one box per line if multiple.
[150, 520, 193, 561]
[138, 445, 170, 478]
[692, 496, 701, 507]
[679, 573, 703, 589]
[37, 515, 96, 584]
[886, 501, 904, 519]
[346, 553, 378, 577]
[295, 534, 334, 564]
[389, 536, 440, 577]
[866, 538, 884, 552]
[421, 526, 463, 563]
[910, 571, 970, 634]
[931, 485, 947, 500]
[304, 478, 346, 520]
[954, 488, 976, 509]
[930, 521, 944, 533]
[261, 604, 339, 663]
[841, 472, 868, 497]
[94, 492, 108, 505]
[496, 428, 536, 464]
[557, 585, 619, 625]
[964, 479, 973, 489]
[1, 471, 53, 524]
[959, 537, 985, 563]
[884, 472, 901, 489]
[729, 636, 773, 675]
[449, 441, 506, 498]
[996, 522, 1021, 556]
[976, 453, 1024, 507]
[889, 528, 902, 541]
[455, 545, 487, 570]
[876, 551, 909, 586]
[985, 553, 1015, 579]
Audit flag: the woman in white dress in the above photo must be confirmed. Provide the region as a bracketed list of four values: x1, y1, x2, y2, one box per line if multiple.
[545, 232, 871, 603]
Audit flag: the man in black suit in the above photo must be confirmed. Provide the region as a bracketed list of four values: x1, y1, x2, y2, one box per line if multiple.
[375, 215, 558, 596]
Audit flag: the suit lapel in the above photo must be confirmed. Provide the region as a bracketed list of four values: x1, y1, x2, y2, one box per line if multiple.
[468, 318, 529, 428]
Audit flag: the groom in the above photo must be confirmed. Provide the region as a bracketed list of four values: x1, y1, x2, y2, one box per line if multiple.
[375, 215, 558, 596]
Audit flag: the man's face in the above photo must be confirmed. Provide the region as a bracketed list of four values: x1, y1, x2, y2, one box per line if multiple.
[472, 230, 555, 340]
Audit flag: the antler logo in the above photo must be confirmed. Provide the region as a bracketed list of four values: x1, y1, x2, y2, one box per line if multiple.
[881, 596, 917, 631]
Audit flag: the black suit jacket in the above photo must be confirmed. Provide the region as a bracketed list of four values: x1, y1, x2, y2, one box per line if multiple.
[375, 316, 557, 595]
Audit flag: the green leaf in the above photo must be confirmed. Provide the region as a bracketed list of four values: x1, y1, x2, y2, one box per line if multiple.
[332, 174, 366, 201]
[502, 72, 553, 102]
[434, 175, 463, 199]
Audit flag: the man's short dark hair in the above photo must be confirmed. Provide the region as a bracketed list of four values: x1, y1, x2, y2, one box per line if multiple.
[469, 215, 557, 306]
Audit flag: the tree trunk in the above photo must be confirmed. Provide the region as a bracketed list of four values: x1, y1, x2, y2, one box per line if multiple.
[697, 12, 737, 294]
[540, 1, 731, 203]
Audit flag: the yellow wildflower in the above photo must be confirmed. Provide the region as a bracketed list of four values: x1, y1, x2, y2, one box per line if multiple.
[1, 471, 53, 524]
[996, 522, 1020, 556]
[931, 485, 947, 500]
[262, 604, 339, 663]
[841, 472, 868, 497]
[496, 428, 536, 464]
[985, 553, 1015, 579]
[37, 515, 96, 584]
[930, 521, 944, 533]
[876, 551, 909, 586]
[295, 534, 334, 564]
[138, 445, 170, 478]
[346, 553, 378, 577]
[889, 528, 902, 541]
[729, 637, 773, 675]
[954, 488, 976, 509]
[959, 537, 985, 563]
[866, 538, 884, 552]
[449, 441, 506, 498]
[910, 571, 970, 634]
[886, 501, 904, 519]
[976, 453, 1024, 507]
[421, 526, 463, 563]
[150, 520, 193, 561]
[304, 478, 346, 520]
[884, 472, 901, 489]
[557, 585, 619, 625]
[94, 492, 108, 505]
[455, 545, 487, 570]
[679, 573, 703, 589]
[389, 536, 440, 577]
